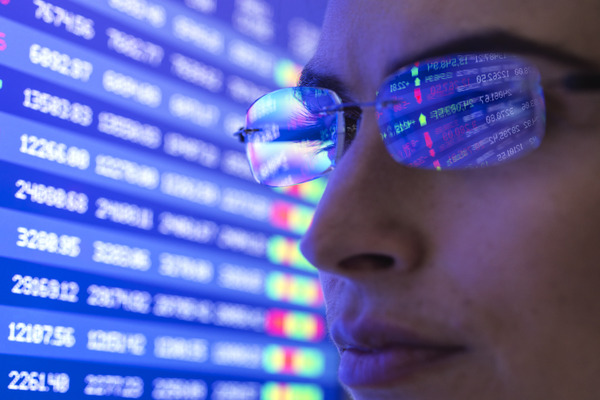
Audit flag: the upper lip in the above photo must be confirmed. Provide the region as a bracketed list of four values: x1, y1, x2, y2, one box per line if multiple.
[330, 317, 465, 353]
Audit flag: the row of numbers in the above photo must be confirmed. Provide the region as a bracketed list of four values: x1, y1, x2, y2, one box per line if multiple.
[8, 371, 307, 400]
[14, 136, 265, 235]
[13, 226, 152, 269]
[12, 226, 271, 293]
[9, 279, 265, 332]
[20, 134, 90, 170]
[12, 226, 273, 291]
[12, 180, 159, 231]
[7, 323, 143, 355]
[7, 371, 209, 399]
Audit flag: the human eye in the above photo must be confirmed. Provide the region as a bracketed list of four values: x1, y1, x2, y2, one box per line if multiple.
[536, 59, 600, 134]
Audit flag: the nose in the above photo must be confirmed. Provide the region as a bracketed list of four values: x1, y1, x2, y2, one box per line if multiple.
[300, 113, 428, 276]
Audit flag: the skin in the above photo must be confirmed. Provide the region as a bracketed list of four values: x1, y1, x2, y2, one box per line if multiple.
[299, 0, 600, 399]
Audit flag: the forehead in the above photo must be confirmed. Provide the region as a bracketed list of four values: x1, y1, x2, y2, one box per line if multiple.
[310, 0, 600, 98]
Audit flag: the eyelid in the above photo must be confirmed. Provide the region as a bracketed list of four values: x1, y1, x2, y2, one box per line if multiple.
[297, 67, 355, 104]
[561, 74, 600, 91]
[498, 53, 600, 91]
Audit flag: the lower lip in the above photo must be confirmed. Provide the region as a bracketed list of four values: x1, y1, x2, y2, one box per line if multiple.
[338, 346, 463, 387]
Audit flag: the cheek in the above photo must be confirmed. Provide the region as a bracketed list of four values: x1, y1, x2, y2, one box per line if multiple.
[318, 272, 352, 320]
[436, 159, 600, 375]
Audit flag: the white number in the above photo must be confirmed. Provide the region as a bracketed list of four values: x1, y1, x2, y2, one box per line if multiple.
[102, 70, 161, 108]
[84, 374, 144, 398]
[154, 336, 207, 362]
[8, 322, 76, 347]
[87, 330, 146, 355]
[15, 179, 88, 214]
[108, 0, 166, 28]
[23, 88, 93, 127]
[11, 274, 79, 302]
[152, 378, 207, 400]
[33, 0, 95, 39]
[29, 44, 93, 81]
[97, 112, 162, 149]
[8, 371, 48, 392]
[95, 197, 154, 230]
[8, 370, 69, 393]
[16, 227, 81, 257]
[92, 241, 151, 271]
[87, 285, 151, 314]
[94, 154, 159, 189]
[106, 27, 164, 66]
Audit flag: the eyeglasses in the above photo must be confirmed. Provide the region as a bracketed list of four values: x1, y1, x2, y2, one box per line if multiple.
[236, 52, 600, 187]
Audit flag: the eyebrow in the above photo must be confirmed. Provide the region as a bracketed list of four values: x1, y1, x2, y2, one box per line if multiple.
[298, 65, 351, 101]
[390, 30, 598, 73]
[299, 30, 599, 99]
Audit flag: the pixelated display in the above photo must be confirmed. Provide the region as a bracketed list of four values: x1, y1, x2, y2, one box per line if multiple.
[0, 0, 342, 399]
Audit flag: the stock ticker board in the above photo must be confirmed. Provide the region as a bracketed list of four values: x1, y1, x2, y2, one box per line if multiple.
[0, 0, 341, 399]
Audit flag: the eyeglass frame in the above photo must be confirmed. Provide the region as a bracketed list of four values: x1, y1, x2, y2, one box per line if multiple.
[236, 34, 600, 185]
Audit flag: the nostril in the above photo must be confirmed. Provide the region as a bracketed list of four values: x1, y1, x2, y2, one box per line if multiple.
[338, 253, 395, 271]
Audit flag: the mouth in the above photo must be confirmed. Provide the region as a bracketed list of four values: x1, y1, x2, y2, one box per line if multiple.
[332, 319, 466, 388]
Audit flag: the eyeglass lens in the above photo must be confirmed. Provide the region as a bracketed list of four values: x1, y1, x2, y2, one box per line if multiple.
[244, 87, 344, 186]
[377, 53, 545, 170]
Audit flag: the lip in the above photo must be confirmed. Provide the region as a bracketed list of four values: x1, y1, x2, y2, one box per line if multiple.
[331, 319, 465, 387]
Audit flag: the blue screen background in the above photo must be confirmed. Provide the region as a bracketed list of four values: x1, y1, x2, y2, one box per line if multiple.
[0, 0, 341, 399]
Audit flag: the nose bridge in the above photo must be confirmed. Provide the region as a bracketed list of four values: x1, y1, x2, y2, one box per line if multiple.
[300, 112, 426, 274]
[338, 111, 396, 198]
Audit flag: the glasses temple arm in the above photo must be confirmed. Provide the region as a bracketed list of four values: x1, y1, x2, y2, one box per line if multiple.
[562, 73, 600, 91]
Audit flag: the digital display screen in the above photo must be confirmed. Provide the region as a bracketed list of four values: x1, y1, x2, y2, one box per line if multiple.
[0, 1, 341, 399]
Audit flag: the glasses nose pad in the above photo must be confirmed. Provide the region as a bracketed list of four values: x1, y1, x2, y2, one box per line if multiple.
[330, 110, 346, 166]
[314, 108, 345, 169]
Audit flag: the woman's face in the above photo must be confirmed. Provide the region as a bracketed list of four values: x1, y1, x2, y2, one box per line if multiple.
[299, 0, 600, 399]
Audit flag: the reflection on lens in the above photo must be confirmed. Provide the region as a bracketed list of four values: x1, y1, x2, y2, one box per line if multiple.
[377, 53, 546, 170]
[244, 87, 342, 186]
